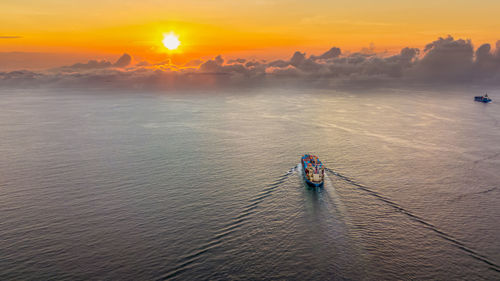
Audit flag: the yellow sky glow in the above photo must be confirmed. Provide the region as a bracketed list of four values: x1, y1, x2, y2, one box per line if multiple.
[1, 0, 500, 68]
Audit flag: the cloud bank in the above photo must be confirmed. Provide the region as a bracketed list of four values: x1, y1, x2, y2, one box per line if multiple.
[2, 36, 500, 91]
[0, 36, 23, 39]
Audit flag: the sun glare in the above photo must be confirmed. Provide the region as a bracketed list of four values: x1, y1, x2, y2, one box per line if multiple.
[162, 32, 181, 50]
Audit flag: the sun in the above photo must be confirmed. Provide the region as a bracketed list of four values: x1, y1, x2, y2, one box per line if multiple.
[162, 32, 181, 50]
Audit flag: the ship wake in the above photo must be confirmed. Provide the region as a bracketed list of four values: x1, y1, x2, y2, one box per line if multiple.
[325, 167, 500, 273]
[157, 165, 299, 280]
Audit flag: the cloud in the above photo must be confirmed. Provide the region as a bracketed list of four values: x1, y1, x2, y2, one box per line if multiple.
[228, 58, 246, 64]
[183, 59, 204, 67]
[311, 47, 341, 60]
[57, 60, 113, 71]
[2, 36, 500, 91]
[414, 36, 475, 82]
[113, 53, 132, 68]
[0, 36, 22, 39]
[55, 53, 132, 72]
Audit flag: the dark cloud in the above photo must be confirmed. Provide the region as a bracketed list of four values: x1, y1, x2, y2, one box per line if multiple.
[473, 43, 500, 78]
[3, 36, 500, 91]
[267, 59, 289, 68]
[311, 47, 341, 60]
[136, 60, 151, 67]
[495, 41, 500, 58]
[57, 60, 113, 72]
[415, 36, 475, 82]
[113, 53, 132, 68]
[228, 58, 246, 64]
[0, 36, 22, 39]
[55, 53, 132, 72]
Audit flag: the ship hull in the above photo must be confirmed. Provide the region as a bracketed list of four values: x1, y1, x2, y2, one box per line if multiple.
[303, 175, 324, 187]
[301, 157, 324, 188]
[474, 96, 492, 103]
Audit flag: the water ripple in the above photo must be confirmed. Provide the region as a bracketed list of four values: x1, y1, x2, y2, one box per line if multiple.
[157, 166, 298, 280]
[325, 167, 500, 273]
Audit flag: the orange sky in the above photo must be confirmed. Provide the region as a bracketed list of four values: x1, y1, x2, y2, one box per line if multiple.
[1, 0, 500, 69]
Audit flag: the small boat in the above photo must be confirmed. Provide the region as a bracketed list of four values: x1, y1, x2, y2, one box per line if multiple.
[474, 94, 492, 103]
[301, 154, 325, 187]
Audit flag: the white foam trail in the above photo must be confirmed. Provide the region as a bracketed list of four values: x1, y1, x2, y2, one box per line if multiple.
[325, 168, 500, 272]
[287, 164, 300, 175]
[323, 174, 349, 221]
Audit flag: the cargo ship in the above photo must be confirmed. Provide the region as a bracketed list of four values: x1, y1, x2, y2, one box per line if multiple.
[474, 94, 492, 103]
[301, 154, 325, 187]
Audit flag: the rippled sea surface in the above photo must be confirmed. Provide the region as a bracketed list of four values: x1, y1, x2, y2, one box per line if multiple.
[1, 89, 499, 280]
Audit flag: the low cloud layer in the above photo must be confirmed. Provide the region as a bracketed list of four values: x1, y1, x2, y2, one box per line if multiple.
[54, 53, 132, 72]
[2, 36, 500, 91]
[0, 36, 22, 39]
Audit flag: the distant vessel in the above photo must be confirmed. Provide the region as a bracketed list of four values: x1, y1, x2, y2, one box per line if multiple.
[301, 154, 325, 187]
[474, 94, 492, 103]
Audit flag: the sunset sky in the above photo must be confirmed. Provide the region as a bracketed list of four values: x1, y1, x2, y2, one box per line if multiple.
[2, 0, 500, 70]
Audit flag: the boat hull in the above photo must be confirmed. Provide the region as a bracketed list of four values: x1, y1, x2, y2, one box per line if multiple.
[303, 175, 324, 187]
[474, 96, 492, 103]
[301, 159, 324, 187]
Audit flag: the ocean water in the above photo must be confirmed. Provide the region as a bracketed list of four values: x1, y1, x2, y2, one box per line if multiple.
[0, 89, 499, 280]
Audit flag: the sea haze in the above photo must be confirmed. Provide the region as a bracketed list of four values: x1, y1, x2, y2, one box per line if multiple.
[0, 89, 499, 280]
